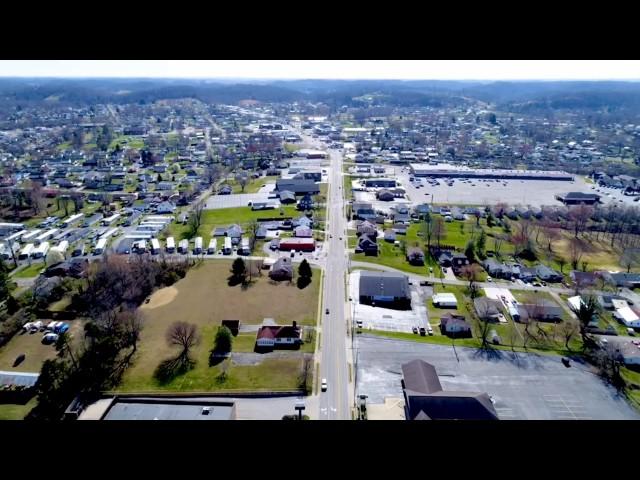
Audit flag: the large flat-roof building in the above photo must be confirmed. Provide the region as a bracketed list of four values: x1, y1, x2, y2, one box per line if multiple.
[72, 396, 237, 420]
[359, 270, 411, 310]
[409, 163, 573, 181]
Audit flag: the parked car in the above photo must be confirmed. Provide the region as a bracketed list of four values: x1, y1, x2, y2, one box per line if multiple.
[321, 378, 328, 392]
[412, 327, 418, 334]
[419, 327, 426, 336]
[42, 333, 59, 345]
[561, 357, 571, 367]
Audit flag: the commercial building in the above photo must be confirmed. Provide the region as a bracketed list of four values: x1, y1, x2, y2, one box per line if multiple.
[555, 192, 601, 205]
[359, 271, 411, 309]
[409, 163, 573, 181]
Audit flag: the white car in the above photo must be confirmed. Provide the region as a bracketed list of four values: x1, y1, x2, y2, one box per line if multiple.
[321, 378, 328, 392]
[486, 276, 493, 282]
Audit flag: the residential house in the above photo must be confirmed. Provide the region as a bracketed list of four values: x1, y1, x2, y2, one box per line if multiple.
[359, 271, 411, 309]
[155, 201, 176, 214]
[297, 194, 314, 211]
[440, 313, 473, 337]
[255, 321, 303, 350]
[269, 257, 294, 281]
[275, 179, 319, 195]
[355, 235, 378, 256]
[570, 270, 600, 287]
[535, 264, 563, 282]
[604, 272, 640, 288]
[516, 299, 563, 322]
[406, 247, 425, 266]
[401, 360, 498, 420]
[279, 190, 296, 204]
[356, 220, 378, 238]
[218, 184, 233, 195]
[294, 226, 313, 238]
[474, 297, 503, 322]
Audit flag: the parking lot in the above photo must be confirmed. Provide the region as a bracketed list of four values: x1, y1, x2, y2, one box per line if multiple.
[355, 336, 640, 419]
[393, 166, 601, 207]
[348, 271, 430, 333]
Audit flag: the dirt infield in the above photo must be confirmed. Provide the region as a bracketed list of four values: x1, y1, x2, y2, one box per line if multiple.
[140, 286, 179, 310]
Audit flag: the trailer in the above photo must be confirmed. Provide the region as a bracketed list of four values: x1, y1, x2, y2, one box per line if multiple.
[62, 213, 84, 227]
[18, 243, 34, 260]
[101, 227, 119, 239]
[166, 236, 176, 253]
[83, 214, 103, 227]
[136, 225, 163, 233]
[0, 222, 26, 235]
[239, 237, 251, 255]
[135, 240, 147, 254]
[34, 229, 58, 245]
[150, 238, 160, 254]
[144, 215, 174, 223]
[94, 238, 107, 255]
[21, 229, 42, 242]
[193, 237, 203, 255]
[5, 230, 26, 243]
[101, 213, 121, 226]
[1, 242, 20, 260]
[31, 241, 50, 259]
[178, 239, 189, 254]
[207, 238, 217, 254]
[53, 240, 69, 254]
[223, 236, 232, 255]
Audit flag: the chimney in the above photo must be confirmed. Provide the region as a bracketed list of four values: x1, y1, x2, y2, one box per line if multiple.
[292, 320, 297, 329]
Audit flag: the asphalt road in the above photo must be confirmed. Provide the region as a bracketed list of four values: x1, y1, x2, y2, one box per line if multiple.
[317, 142, 351, 420]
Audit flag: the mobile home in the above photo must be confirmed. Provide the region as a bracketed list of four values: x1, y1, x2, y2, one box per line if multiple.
[193, 237, 203, 255]
[62, 213, 84, 228]
[150, 238, 160, 254]
[135, 240, 147, 254]
[18, 243, 34, 260]
[166, 236, 176, 253]
[239, 237, 251, 255]
[101, 213, 121, 226]
[223, 236, 232, 255]
[31, 241, 50, 259]
[94, 238, 107, 255]
[178, 239, 189, 254]
[21, 229, 42, 243]
[101, 227, 119, 239]
[207, 238, 217, 254]
[52, 240, 69, 254]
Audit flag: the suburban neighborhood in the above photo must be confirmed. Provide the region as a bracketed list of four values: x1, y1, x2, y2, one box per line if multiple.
[2, 62, 640, 422]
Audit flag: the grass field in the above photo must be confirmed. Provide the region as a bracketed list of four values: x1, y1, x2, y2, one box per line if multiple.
[12, 262, 45, 278]
[163, 205, 300, 245]
[229, 176, 277, 194]
[0, 398, 37, 420]
[117, 261, 320, 392]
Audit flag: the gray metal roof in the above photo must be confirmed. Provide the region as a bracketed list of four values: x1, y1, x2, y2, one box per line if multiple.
[359, 270, 410, 299]
[0, 370, 39, 388]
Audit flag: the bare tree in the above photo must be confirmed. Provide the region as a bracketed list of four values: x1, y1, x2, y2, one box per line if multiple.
[568, 204, 594, 238]
[620, 247, 640, 273]
[474, 300, 496, 349]
[248, 219, 260, 251]
[189, 200, 205, 235]
[559, 320, 578, 351]
[433, 216, 445, 249]
[236, 174, 248, 193]
[459, 263, 482, 298]
[568, 237, 585, 271]
[298, 355, 313, 394]
[29, 181, 44, 216]
[166, 321, 200, 361]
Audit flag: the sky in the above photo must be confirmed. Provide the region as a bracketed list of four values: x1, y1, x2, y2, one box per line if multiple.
[0, 60, 639, 81]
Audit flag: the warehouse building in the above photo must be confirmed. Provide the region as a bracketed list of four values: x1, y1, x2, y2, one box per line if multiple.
[409, 163, 573, 181]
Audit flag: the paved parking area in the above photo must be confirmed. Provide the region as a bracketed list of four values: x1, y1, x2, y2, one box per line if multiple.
[355, 336, 640, 420]
[349, 271, 429, 333]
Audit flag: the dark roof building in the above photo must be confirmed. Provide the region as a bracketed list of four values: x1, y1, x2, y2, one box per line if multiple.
[555, 192, 600, 205]
[359, 271, 410, 309]
[401, 360, 498, 421]
[275, 179, 319, 195]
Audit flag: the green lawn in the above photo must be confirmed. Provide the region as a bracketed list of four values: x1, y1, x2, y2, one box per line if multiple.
[109, 135, 145, 151]
[117, 261, 320, 393]
[230, 176, 277, 194]
[12, 262, 45, 278]
[0, 398, 37, 420]
[163, 205, 300, 244]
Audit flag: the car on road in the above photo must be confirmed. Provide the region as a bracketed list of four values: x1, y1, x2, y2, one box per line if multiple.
[326, 308, 329, 314]
[627, 328, 636, 336]
[321, 379, 327, 392]
[486, 276, 493, 282]
[339, 236, 342, 240]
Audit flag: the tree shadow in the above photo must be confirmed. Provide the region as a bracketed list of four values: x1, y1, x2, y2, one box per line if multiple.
[153, 355, 195, 385]
[297, 276, 311, 289]
[208, 349, 229, 367]
[227, 275, 244, 287]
